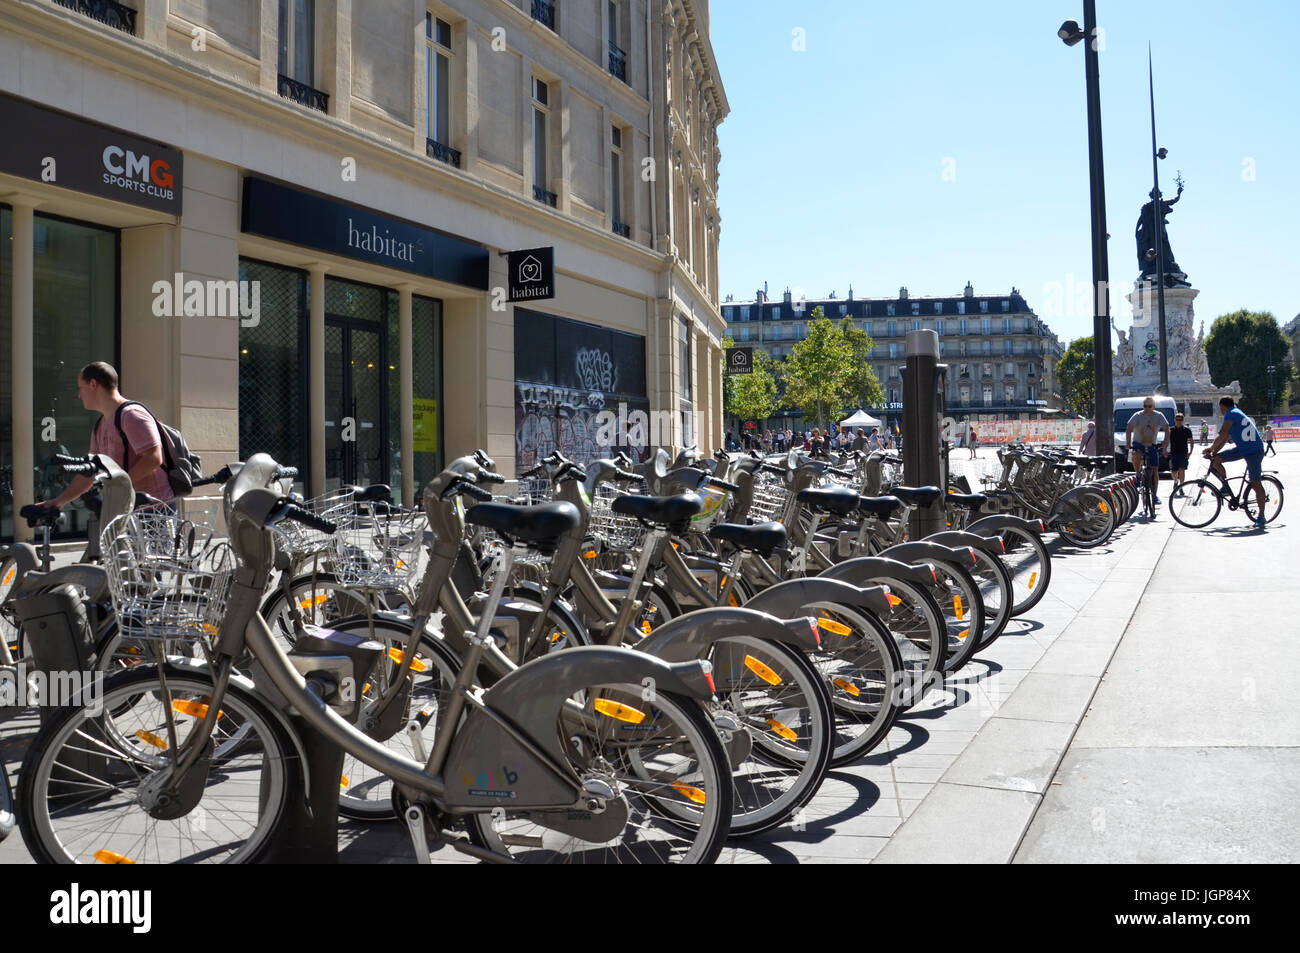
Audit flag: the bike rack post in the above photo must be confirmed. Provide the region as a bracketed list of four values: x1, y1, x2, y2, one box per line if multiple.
[901, 330, 947, 539]
[260, 713, 345, 864]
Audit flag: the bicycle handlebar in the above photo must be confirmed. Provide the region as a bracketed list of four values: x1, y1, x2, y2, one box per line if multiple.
[279, 502, 337, 535]
[707, 476, 740, 492]
[192, 465, 233, 488]
[58, 462, 98, 476]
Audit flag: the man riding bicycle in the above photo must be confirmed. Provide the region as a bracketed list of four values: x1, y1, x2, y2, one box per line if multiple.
[1203, 396, 1268, 529]
[1125, 396, 1170, 507]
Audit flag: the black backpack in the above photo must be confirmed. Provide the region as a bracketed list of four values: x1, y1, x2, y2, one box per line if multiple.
[110, 401, 203, 497]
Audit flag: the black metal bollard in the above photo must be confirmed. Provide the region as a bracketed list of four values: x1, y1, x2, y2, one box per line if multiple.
[260, 713, 344, 864]
[900, 330, 948, 540]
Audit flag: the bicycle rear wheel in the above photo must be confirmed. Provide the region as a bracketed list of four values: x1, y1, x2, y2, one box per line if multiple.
[999, 527, 1051, 616]
[18, 664, 298, 864]
[1168, 480, 1220, 529]
[466, 685, 731, 862]
[1242, 475, 1284, 525]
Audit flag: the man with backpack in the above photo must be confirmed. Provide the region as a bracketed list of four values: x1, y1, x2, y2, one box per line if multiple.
[40, 362, 193, 513]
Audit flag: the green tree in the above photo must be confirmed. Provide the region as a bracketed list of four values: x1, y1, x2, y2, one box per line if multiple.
[721, 337, 778, 423]
[1057, 336, 1097, 416]
[841, 319, 885, 412]
[780, 307, 853, 428]
[1205, 310, 1298, 415]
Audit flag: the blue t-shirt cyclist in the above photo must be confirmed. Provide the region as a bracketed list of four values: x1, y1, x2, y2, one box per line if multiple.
[1202, 396, 1268, 528]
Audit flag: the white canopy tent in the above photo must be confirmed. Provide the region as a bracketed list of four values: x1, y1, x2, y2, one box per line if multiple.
[839, 410, 882, 429]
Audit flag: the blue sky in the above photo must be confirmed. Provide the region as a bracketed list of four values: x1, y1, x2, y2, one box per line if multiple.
[709, 0, 1300, 344]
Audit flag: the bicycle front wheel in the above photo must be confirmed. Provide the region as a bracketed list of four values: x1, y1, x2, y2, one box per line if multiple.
[1168, 480, 1221, 529]
[18, 664, 299, 864]
[1000, 527, 1051, 616]
[1242, 475, 1284, 525]
[466, 685, 731, 863]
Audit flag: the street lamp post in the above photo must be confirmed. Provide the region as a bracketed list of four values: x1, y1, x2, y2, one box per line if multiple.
[1147, 51, 1171, 395]
[1059, 2, 1114, 463]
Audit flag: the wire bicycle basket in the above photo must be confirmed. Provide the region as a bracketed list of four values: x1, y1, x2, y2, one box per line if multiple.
[101, 511, 235, 644]
[748, 472, 790, 524]
[275, 488, 354, 560]
[330, 503, 426, 591]
[587, 484, 648, 552]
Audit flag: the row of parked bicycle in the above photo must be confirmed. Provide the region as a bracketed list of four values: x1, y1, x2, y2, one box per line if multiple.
[0, 439, 1139, 863]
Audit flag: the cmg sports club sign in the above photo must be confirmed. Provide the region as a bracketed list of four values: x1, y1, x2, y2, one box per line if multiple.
[0, 91, 182, 214]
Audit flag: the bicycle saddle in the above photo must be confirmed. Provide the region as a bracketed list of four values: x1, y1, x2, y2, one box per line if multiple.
[707, 521, 786, 557]
[795, 486, 861, 517]
[945, 492, 988, 510]
[856, 495, 902, 518]
[18, 504, 63, 528]
[610, 493, 703, 527]
[889, 486, 942, 507]
[464, 501, 580, 546]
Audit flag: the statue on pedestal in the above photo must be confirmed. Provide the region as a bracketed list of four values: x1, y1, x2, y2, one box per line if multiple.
[1112, 320, 1135, 376]
[1135, 175, 1190, 286]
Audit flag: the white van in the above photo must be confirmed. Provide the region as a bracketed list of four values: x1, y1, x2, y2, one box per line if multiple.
[1113, 395, 1177, 472]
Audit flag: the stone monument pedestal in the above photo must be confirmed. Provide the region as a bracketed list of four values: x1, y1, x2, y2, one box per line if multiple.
[1113, 280, 1240, 424]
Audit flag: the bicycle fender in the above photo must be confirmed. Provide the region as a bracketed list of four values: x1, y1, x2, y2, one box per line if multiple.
[819, 555, 938, 587]
[743, 577, 892, 622]
[926, 530, 1007, 559]
[636, 606, 820, 660]
[0, 543, 40, 590]
[15, 563, 108, 598]
[965, 514, 1046, 537]
[878, 540, 979, 570]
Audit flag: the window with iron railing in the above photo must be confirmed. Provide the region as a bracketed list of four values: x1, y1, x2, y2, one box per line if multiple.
[278, 0, 327, 112]
[53, 0, 136, 35]
[425, 14, 458, 167]
[532, 0, 555, 31]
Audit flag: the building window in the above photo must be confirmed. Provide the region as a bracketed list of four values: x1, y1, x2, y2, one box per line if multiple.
[679, 317, 692, 401]
[909, 319, 920, 332]
[532, 78, 555, 205]
[886, 304, 895, 316]
[1004, 383, 1015, 403]
[531, 0, 556, 31]
[982, 383, 994, 406]
[839, 304, 848, 316]
[1002, 299, 1010, 311]
[425, 15, 457, 166]
[981, 317, 991, 334]
[911, 302, 921, 316]
[982, 340, 991, 355]
[959, 384, 971, 404]
[887, 321, 897, 337]
[1003, 317, 1012, 334]
[741, 306, 750, 320]
[611, 123, 628, 235]
[957, 301, 966, 315]
[959, 363, 970, 377]
[278, 0, 315, 87]
[1004, 361, 1015, 377]
[888, 342, 898, 358]
[737, 327, 749, 342]
[607, 1, 627, 81]
[1004, 339, 1013, 355]
[959, 340, 967, 356]
[934, 302, 943, 314]
[958, 319, 968, 335]
[889, 365, 899, 379]
[980, 300, 989, 313]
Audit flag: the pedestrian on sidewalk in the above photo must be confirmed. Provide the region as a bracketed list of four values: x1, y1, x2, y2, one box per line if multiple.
[1078, 420, 1098, 456]
[1169, 412, 1194, 485]
[968, 426, 979, 459]
[1263, 422, 1277, 456]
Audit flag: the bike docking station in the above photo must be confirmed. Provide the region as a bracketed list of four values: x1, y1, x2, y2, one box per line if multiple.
[900, 329, 949, 540]
[255, 626, 387, 863]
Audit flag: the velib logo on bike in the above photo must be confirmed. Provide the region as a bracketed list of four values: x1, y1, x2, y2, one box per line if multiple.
[463, 764, 521, 798]
[0, 665, 103, 716]
[49, 883, 151, 934]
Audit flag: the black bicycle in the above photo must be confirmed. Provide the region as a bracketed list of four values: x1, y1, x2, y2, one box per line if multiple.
[1168, 463, 1284, 529]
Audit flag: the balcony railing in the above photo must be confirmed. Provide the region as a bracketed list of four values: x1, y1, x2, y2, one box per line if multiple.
[612, 220, 631, 238]
[608, 42, 627, 82]
[53, 0, 136, 35]
[278, 74, 329, 113]
[426, 138, 462, 169]
[533, 185, 558, 207]
[531, 0, 555, 31]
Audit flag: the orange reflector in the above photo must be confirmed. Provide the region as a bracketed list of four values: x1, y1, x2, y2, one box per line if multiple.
[125, 646, 141, 656]
[953, 595, 964, 621]
[818, 618, 851, 636]
[1099, 501, 1109, 513]
[728, 591, 741, 606]
[172, 699, 221, 720]
[833, 677, 861, 697]
[583, 550, 597, 559]
[767, 718, 797, 742]
[593, 698, 646, 724]
[298, 593, 329, 610]
[957, 629, 970, 640]
[672, 782, 707, 804]
[886, 594, 902, 607]
[396, 559, 406, 569]
[1028, 571, 1038, 591]
[340, 774, 349, 789]
[94, 850, 136, 865]
[744, 655, 782, 685]
[550, 631, 566, 644]
[387, 648, 428, 672]
[640, 620, 652, 635]
[2, 567, 14, 586]
[135, 729, 167, 750]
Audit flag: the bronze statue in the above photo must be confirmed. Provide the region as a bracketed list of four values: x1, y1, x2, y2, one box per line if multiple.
[1135, 176, 1189, 286]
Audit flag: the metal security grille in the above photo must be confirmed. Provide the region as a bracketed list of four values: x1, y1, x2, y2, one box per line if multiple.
[238, 259, 308, 480]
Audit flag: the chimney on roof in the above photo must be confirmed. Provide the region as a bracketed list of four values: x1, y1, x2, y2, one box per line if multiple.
[964, 281, 974, 298]
[848, 284, 854, 301]
[783, 287, 792, 304]
[756, 287, 766, 303]
[899, 286, 908, 300]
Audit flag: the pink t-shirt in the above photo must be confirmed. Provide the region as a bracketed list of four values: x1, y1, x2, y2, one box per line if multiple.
[89, 403, 175, 503]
